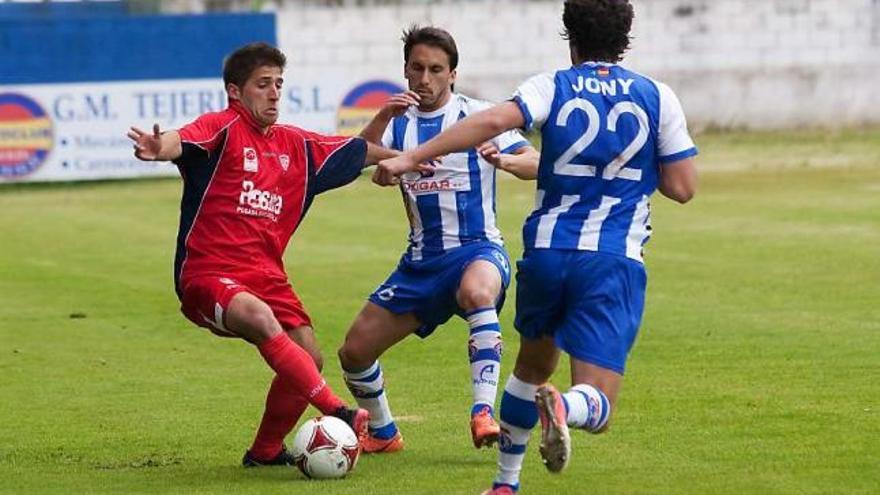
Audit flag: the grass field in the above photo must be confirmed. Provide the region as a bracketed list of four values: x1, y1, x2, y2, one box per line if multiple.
[1, 129, 878, 494]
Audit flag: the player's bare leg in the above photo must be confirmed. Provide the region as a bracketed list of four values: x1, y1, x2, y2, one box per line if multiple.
[456, 260, 504, 448]
[338, 302, 419, 453]
[225, 293, 368, 453]
[488, 336, 560, 492]
[225, 291, 285, 344]
[339, 302, 419, 370]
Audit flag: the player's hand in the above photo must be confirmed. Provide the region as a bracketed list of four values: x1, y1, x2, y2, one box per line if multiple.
[373, 155, 414, 186]
[127, 124, 163, 161]
[373, 155, 436, 186]
[381, 91, 421, 118]
[477, 142, 505, 169]
[371, 166, 399, 186]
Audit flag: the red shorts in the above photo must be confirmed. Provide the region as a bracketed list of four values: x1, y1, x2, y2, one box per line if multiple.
[179, 273, 311, 337]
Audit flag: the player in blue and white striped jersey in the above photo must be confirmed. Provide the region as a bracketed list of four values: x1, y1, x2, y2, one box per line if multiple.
[337, 25, 539, 454]
[377, 2, 697, 492]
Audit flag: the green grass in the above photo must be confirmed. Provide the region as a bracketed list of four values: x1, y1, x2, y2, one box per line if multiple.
[1, 129, 878, 493]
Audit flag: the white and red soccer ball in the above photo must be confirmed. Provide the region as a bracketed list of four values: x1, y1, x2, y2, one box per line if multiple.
[291, 416, 360, 479]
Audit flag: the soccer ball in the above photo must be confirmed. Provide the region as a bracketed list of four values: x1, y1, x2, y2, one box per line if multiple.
[291, 416, 360, 479]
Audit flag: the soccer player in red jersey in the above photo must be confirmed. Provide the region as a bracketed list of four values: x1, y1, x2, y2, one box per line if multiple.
[127, 42, 420, 467]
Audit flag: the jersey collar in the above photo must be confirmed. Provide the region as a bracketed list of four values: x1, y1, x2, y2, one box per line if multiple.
[414, 93, 457, 119]
[577, 61, 616, 67]
[228, 99, 275, 136]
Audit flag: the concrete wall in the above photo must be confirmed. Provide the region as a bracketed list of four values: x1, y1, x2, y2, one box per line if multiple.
[276, 0, 880, 130]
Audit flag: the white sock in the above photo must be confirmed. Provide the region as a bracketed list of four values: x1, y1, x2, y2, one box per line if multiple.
[562, 383, 610, 433]
[467, 307, 502, 415]
[342, 361, 398, 438]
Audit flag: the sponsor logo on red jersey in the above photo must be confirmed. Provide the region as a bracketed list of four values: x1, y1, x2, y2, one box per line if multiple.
[237, 180, 282, 221]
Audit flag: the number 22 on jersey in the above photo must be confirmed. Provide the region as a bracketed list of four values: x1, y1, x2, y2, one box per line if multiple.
[552, 97, 649, 181]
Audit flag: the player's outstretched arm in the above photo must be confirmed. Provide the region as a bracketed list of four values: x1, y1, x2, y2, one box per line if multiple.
[127, 124, 182, 162]
[478, 143, 539, 180]
[359, 90, 421, 145]
[658, 157, 697, 203]
[376, 101, 525, 183]
[366, 141, 437, 187]
[365, 141, 399, 165]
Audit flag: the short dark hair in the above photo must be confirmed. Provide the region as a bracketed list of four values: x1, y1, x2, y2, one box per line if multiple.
[222, 42, 286, 88]
[401, 25, 459, 71]
[562, 0, 634, 63]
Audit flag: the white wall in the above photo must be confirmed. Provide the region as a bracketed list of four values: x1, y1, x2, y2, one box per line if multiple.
[276, 0, 880, 130]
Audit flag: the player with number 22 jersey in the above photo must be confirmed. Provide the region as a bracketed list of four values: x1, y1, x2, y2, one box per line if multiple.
[511, 63, 697, 372]
[515, 64, 696, 259]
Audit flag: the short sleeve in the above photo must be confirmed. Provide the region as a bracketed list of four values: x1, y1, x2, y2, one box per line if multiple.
[177, 112, 233, 154]
[493, 128, 530, 155]
[511, 72, 556, 131]
[656, 82, 698, 164]
[174, 112, 235, 167]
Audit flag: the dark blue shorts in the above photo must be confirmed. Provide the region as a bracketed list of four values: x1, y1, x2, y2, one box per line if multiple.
[514, 249, 647, 374]
[369, 242, 511, 338]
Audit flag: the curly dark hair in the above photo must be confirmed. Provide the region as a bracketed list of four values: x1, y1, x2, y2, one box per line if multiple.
[223, 42, 286, 88]
[562, 0, 634, 63]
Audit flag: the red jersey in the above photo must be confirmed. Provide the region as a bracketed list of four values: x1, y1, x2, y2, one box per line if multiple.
[172, 100, 367, 297]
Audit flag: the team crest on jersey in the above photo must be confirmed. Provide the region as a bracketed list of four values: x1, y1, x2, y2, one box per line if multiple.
[243, 147, 258, 172]
[279, 154, 290, 171]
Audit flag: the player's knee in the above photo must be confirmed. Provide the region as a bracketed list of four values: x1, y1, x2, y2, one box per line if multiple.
[231, 302, 282, 342]
[248, 311, 279, 337]
[457, 286, 498, 312]
[338, 335, 374, 371]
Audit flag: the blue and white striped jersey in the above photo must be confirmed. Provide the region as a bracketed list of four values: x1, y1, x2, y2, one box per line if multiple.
[512, 63, 697, 263]
[382, 93, 529, 261]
